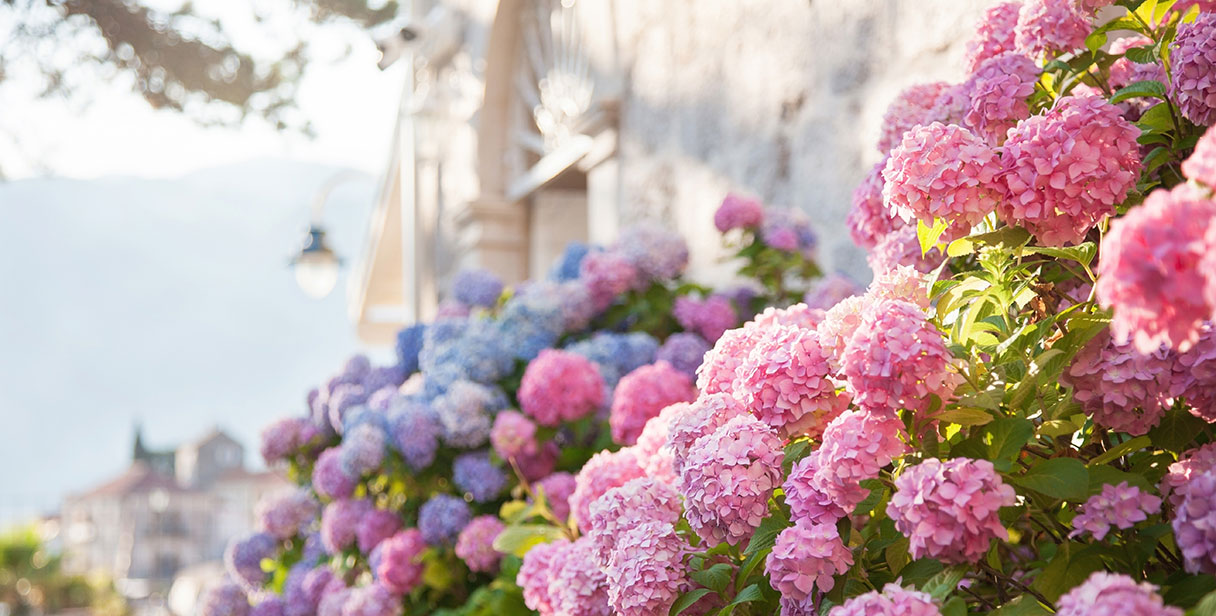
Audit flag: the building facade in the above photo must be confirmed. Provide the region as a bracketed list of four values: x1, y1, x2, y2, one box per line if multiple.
[349, 0, 991, 344]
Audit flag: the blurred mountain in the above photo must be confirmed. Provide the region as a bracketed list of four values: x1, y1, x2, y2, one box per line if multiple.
[0, 158, 391, 524]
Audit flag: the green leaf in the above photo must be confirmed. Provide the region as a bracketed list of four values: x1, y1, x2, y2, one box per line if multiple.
[990, 595, 1051, 615]
[670, 589, 715, 616]
[1138, 102, 1175, 133]
[937, 407, 996, 427]
[744, 509, 788, 557]
[690, 563, 734, 594]
[1111, 79, 1168, 103]
[1191, 589, 1216, 616]
[1089, 435, 1152, 466]
[1023, 242, 1098, 267]
[737, 546, 771, 588]
[900, 558, 944, 588]
[1125, 45, 1159, 65]
[1029, 542, 1103, 602]
[727, 584, 764, 607]
[917, 218, 949, 256]
[1011, 457, 1090, 501]
[491, 524, 566, 557]
[1088, 463, 1154, 493]
[941, 597, 968, 616]
[1149, 406, 1208, 453]
[1164, 574, 1216, 608]
[983, 417, 1035, 472]
[921, 566, 968, 600]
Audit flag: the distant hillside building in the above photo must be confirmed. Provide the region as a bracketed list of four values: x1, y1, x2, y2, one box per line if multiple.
[61, 427, 287, 606]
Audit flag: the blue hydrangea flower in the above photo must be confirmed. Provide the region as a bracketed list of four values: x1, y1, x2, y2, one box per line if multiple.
[614, 226, 689, 282]
[619, 332, 660, 373]
[339, 422, 386, 477]
[452, 451, 508, 503]
[452, 268, 505, 308]
[419, 317, 513, 386]
[361, 365, 406, 395]
[432, 381, 496, 448]
[326, 383, 368, 435]
[550, 241, 593, 281]
[496, 290, 565, 360]
[418, 493, 471, 546]
[396, 324, 427, 375]
[386, 397, 441, 470]
[656, 332, 711, 377]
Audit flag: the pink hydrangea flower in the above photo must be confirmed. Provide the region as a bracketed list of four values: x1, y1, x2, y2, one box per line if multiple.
[610, 361, 697, 445]
[580, 251, 638, 311]
[805, 275, 863, 311]
[965, 2, 1023, 73]
[356, 508, 401, 554]
[1172, 0, 1216, 13]
[877, 82, 952, 154]
[1097, 184, 1216, 353]
[517, 539, 567, 614]
[341, 584, 400, 616]
[1162, 443, 1216, 508]
[840, 298, 960, 416]
[455, 515, 505, 573]
[883, 122, 1002, 239]
[784, 451, 848, 525]
[674, 295, 738, 343]
[603, 520, 689, 616]
[866, 224, 946, 275]
[680, 414, 783, 546]
[1015, 0, 1092, 60]
[1108, 36, 1166, 116]
[752, 304, 825, 330]
[519, 349, 606, 426]
[868, 265, 931, 309]
[260, 417, 313, 465]
[888, 458, 1015, 564]
[666, 393, 749, 475]
[1069, 481, 1162, 540]
[1061, 331, 1179, 435]
[1173, 470, 1216, 573]
[1170, 14, 1216, 126]
[999, 94, 1141, 246]
[546, 537, 612, 616]
[828, 584, 942, 616]
[256, 488, 318, 540]
[1056, 572, 1182, 616]
[490, 410, 538, 461]
[816, 410, 908, 509]
[534, 472, 577, 522]
[714, 194, 765, 232]
[1183, 127, 1216, 189]
[313, 447, 356, 501]
[816, 294, 868, 373]
[375, 529, 426, 594]
[634, 403, 685, 484]
[930, 83, 972, 128]
[321, 498, 372, 555]
[847, 159, 902, 250]
[965, 52, 1039, 145]
[569, 448, 647, 532]
[587, 477, 682, 567]
[733, 325, 851, 439]
[696, 322, 772, 395]
[766, 519, 853, 603]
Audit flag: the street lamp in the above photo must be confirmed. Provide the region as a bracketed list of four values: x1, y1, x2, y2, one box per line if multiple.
[291, 170, 365, 298]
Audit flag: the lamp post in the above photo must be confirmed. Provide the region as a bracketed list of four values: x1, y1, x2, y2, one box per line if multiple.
[291, 170, 365, 298]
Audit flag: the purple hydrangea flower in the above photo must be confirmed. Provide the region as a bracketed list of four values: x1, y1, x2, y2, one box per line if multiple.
[386, 397, 441, 470]
[452, 268, 505, 308]
[655, 332, 711, 378]
[339, 422, 386, 477]
[256, 488, 319, 540]
[614, 226, 690, 282]
[199, 581, 250, 616]
[313, 447, 357, 501]
[432, 381, 497, 448]
[356, 508, 403, 554]
[225, 532, 277, 590]
[418, 494, 472, 546]
[395, 323, 426, 375]
[321, 499, 372, 554]
[453, 451, 508, 503]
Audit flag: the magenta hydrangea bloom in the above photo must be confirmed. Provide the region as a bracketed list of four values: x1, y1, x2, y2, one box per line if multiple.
[828, 584, 941, 616]
[999, 94, 1141, 246]
[674, 295, 738, 343]
[666, 393, 749, 476]
[877, 82, 951, 154]
[1171, 14, 1216, 126]
[580, 251, 638, 311]
[321, 499, 372, 555]
[965, 2, 1022, 73]
[1062, 331, 1178, 435]
[1173, 470, 1216, 573]
[455, 515, 505, 573]
[518, 539, 567, 614]
[489, 410, 537, 461]
[714, 194, 765, 232]
[256, 489, 319, 540]
[519, 349, 605, 426]
[200, 581, 251, 616]
[841, 298, 959, 416]
[766, 519, 853, 602]
[883, 122, 1002, 238]
[1096, 184, 1216, 353]
[1069, 481, 1162, 540]
[588, 477, 682, 567]
[356, 508, 402, 554]
[965, 52, 1039, 145]
[634, 404, 683, 485]
[260, 417, 313, 465]
[1056, 572, 1181, 616]
[610, 361, 697, 445]
[569, 448, 647, 532]
[1015, 0, 1092, 59]
[535, 472, 578, 522]
[888, 458, 1016, 564]
[733, 325, 851, 439]
[804, 274, 862, 311]
[375, 529, 426, 594]
[341, 584, 400, 616]
[680, 414, 783, 546]
[604, 520, 690, 616]
[847, 159, 902, 250]
[546, 537, 612, 616]
[696, 322, 771, 395]
[1184, 128, 1216, 189]
[313, 447, 357, 501]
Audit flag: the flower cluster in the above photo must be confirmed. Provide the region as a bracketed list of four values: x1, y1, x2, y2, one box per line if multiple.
[1061, 331, 1178, 435]
[964, 52, 1038, 145]
[964, 2, 1021, 73]
[828, 584, 941, 616]
[714, 193, 765, 232]
[519, 349, 606, 426]
[877, 82, 951, 154]
[1070, 481, 1161, 540]
[1171, 15, 1216, 127]
[454, 515, 505, 573]
[765, 519, 853, 604]
[673, 294, 738, 343]
[655, 332, 711, 378]
[732, 325, 850, 438]
[610, 361, 698, 445]
[451, 268, 504, 308]
[847, 159, 901, 250]
[1014, 0, 1092, 60]
[1056, 572, 1181, 616]
[1185, 128, 1216, 189]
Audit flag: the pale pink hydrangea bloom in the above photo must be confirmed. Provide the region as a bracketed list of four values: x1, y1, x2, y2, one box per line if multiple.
[256, 488, 319, 540]
[569, 448, 646, 532]
[1170, 14, 1216, 126]
[714, 193, 765, 232]
[1015, 0, 1092, 60]
[490, 410, 538, 461]
[696, 323, 774, 395]
[784, 452, 849, 525]
[930, 83, 971, 127]
[887, 457, 1016, 564]
[519, 349, 605, 426]
[965, 52, 1040, 145]
[883, 122, 1002, 240]
[840, 299, 960, 416]
[876, 82, 952, 154]
[828, 584, 942, 616]
[1161, 443, 1216, 508]
[733, 325, 851, 439]
[868, 265, 931, 309]
[1056, 572, 1182, 616]
[610, 361, 698, 445]
[534, 472, 577, 522]
[751, 304, 825, 330]
[1172, 0, 1216, 13]
[674, 295, 738, 343]
[454, 515, 504, 573]
[517, 539, 566, 614]
[965, 2, 1023, 73]
[1173, 470, 1216, 574]
[999, 94, 1141, 246]
[816, 295, 868, 372]
[666, 393, 748, 475]
[1061, 331, 1178, 435]
[1069, 481, 1161, 540]
[680, 414, 783, 546]
[866, 224, 946, 275]
[847, 159, 902, 250]
[587, 477, 682, 568]
[1096, 184, 1216, 353]
[546, 537, 612, 616]
[355, 509, 402, 554]
[766, 519, 853, 606]
[633, 403, 685, 484]
[603, 520, 690, 616]
[814, 410, 909, 510]
[1183, 127, 1216, 189]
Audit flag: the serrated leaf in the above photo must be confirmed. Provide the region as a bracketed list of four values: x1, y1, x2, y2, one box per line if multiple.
[1087, 463, 1154, 493]
[1149, 406, 1207, 452]
[744, 509, 788, 557]
[1029, 542, 1103, 602]
[1191, 589, 1216, 616]
[728, 584, 764, 607]
[1111, 79, 1168, 104]
[670, 589, 715, 616]
[900, 558, 944, 588]
[921, 566, 968, 600]
[937, 408, 996, 426]
[1011, 457, 1090, 501]
[941, 597, 968, 616]
[1164, 574, 1216, 608]
[983, 417, 1035, 470]
[690, 562, 734, 594]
